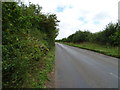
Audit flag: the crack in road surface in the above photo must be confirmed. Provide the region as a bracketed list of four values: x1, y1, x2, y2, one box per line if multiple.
[55, 43, 118, 88]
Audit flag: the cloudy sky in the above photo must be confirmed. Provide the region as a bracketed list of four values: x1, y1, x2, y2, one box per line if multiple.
[24, 0, 119, 39]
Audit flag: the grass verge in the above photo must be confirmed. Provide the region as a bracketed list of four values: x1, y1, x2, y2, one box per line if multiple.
[39, 48, 55, 88]
[62, 42, 120, 58]
[22, 47, 55, 88]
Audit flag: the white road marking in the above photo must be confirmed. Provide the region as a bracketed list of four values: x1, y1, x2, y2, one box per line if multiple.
[110, 73, 120, 79]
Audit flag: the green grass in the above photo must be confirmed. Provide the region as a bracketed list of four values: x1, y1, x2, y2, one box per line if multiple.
[62, 42, 120, 58]
[22, 48, 55, 88]
[38, 48, 55, 88]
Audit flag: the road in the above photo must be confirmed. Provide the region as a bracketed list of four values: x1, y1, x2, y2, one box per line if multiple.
[55, 43, 119, 88]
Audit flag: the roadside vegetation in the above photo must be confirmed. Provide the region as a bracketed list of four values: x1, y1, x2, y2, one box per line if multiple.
[63, 42, 119, 58]
[2, 2, 59, 88]
[57, 23, 120, 58]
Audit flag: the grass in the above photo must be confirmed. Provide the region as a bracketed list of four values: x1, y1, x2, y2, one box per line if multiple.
[22, 47, 55, 88]
[62, 42, 120, 58]
[39, 48, 55, 88]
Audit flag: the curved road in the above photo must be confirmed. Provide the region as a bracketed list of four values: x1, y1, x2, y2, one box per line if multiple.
[55, 43, 118, 88]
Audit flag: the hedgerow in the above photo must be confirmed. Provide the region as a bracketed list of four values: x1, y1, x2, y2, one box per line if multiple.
[2, 2, 59, 88]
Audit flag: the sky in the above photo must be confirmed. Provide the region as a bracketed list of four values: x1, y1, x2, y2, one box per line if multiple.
[23, 0, 119, 39]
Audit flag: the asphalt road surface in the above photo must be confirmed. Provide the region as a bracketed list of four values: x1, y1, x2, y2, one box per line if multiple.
[55, 43, 119, 88]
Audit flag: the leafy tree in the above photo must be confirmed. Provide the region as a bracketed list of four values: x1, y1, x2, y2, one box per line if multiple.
[60, 22, 120, 47]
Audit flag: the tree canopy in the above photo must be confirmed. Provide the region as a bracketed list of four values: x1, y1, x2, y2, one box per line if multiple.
[59, 22, 120, 46]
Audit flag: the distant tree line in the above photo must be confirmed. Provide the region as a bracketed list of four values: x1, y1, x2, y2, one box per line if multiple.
[58, 22, 120, 46]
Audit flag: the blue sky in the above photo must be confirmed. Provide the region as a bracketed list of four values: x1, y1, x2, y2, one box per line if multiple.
[93, 21, 100, 24]
[23, 0, 119, 39]
[79, 17, 87, 24]
[56, 6, 66, 12]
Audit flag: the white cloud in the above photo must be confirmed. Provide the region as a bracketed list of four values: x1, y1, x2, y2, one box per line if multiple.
[24, 0, 119, 39]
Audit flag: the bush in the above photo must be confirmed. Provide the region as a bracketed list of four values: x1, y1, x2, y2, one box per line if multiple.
[2, 2, 59, 88]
